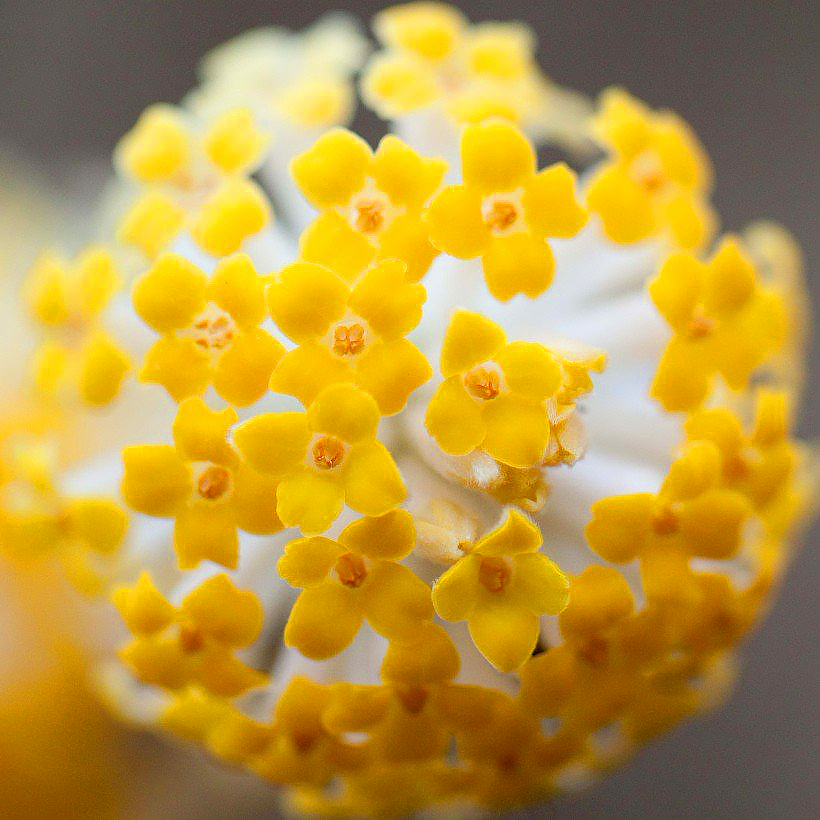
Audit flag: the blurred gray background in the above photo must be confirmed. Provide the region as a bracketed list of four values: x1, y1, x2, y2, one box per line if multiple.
[0, 1, 817, 817]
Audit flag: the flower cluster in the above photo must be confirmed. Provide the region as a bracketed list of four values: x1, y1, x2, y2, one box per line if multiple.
[3, 3, 814, 818]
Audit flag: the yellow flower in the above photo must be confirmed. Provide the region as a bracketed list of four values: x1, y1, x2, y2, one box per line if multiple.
[121, 397, 283, 569]
[425, 119, 586, 301]
[132, 252, 283, 405]
[586, 88, 715, 250]
[268, 258, 431, 414]
[649, 238, 786, 412]
[116, 104, 271, 259]
[292, 129, 446, 283]
[432, 508, 569, 672]
[253, 677, 368, 788]
[586, 441, 754, 601]
[685, 389, 800, 536]
[234, 383, 406, 534]
[114, 572, 265, 697]
[25, 247, 130, 407]
[425, 311, 603, 468]
[278, 510, 433, 660]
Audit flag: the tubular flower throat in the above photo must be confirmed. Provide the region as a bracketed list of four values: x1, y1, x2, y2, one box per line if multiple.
[2, 4, 815, 818]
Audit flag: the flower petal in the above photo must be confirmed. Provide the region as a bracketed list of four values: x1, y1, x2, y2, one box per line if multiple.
[276, 468, 345, 535]
[482, 233, 554, 302]
[586, 165, 655, 245]
[132, 254, 207, 333]
[174, 501, 239, 570]
[494, 343, 562, 402]
[377, 212, 440, 282]
[233, 413, 310, 477]
[647, 251, 703, 332]
[432, 555, 481, 622]
[650, 337, 712, 413]
[461, 120, 535, 195]
[208, 252, 267, 328]
[121, 445, 190, 517]
[424, 377, 486, 456]
[585, 494, 654, 564]
[678, 488, 751, 560]
[523, 164, 587, 239]
[355, 339, 431, 416]
[299, 212, 376, 285]
[372, 135, 446, 208]
[182, 574, 263, 647]
[231, 462, 283, 536]
[339, 509, 416, 561]
[267, 261, 348, 345]
[467, 601, 539, 673]
[510, 553, 570, 615]
[213, 328, 283, 407]
[284, 582, 364, 660]
[291, 129, 372, 208]
[308, 383, 380, 443]
[364, 561, 434, 642]
[277, 536, 343, 588]
[269, 344, 350, 407]
[342, 441, 406, 517]
[173, 398, 237, 466]
[475, 508, 542, 556]
[140, 337, 211, 402]
[440, 311, 506, 377]
[424, 185, 489, 259]
[481, 395, 550, 468]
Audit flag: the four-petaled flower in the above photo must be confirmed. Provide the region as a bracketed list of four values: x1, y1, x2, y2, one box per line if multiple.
[278, 510, 433, 659]
[424, 118, 586, 301]
[432, 508, 569, 673]
[585, 88, 715, 251]
[121, 397, 283, 569]
[268, 258, 431, 414]
[234, 383, 406, 534]
[114, 572, 265, 697]
[586, 440, 754, 603]
[132, 252, 283, 405]
[116, 104, 271, 260]
[649, 238, 785, 412]
[291, 129, 446, 283]
[25, 246, 130, 407]
[425, 311, 603, 468]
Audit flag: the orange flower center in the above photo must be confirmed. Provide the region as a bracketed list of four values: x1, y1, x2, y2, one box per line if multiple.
[464, 365, 501, 400]
[631, 152, 669, 198]
[354, 199, 385, 234]
[312, 436, 346, 471]
[478, 556, 511, 593]
[178, 623, 205, 654]
[335, 553, 368, 589]
[396, 685, 429, 715]
[332, 322, 366, 356]
[685, 312, 716, 341]
[651, 505, 680, 536]
[191, 306, 236, 352]
[197, 465, 232, 501]
[292, 731, 317, 755]
[484, 200, 519, 233]
[578, 636, 610, 668]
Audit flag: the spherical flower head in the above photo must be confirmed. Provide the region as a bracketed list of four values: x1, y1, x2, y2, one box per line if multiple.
[114, 572, 265, 696]
[116, 104, 272, 260]
[433, 508, 569, 672]
[234, 383, 406, 534]
[267, 258, 431, 414]
[291, 129, 446, 283]
[425, 119, 587, 301]
[25, 246, 130, 407]
[121, 397, 283, 570]
[425, 311, 603, 469]
[132, 252, 284, 405]
[586, 88, 715, 251]
[649, 238, 786, 412]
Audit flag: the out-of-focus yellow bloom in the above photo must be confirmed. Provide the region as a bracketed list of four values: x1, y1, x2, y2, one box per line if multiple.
[121, 397, 282, 569]
[234, 383, 406, 534]
[292, 130, 446, 283]
[586, 441, 754, 599]
[25, 247, 130, 407]
[278, 510, 433, 659]
[116, 104, 271, 260]
[649, 238, 785, 412]
[586, 88, 715, 251]
[268, 258, 431, 414]
[115, 571, 265, 697]
[362, 3, 588, 143]
[426, 311, 603, 468]
[132, 252, 283, 405]
[425, 119, 586, 301]
[432, 509, 569, 672]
